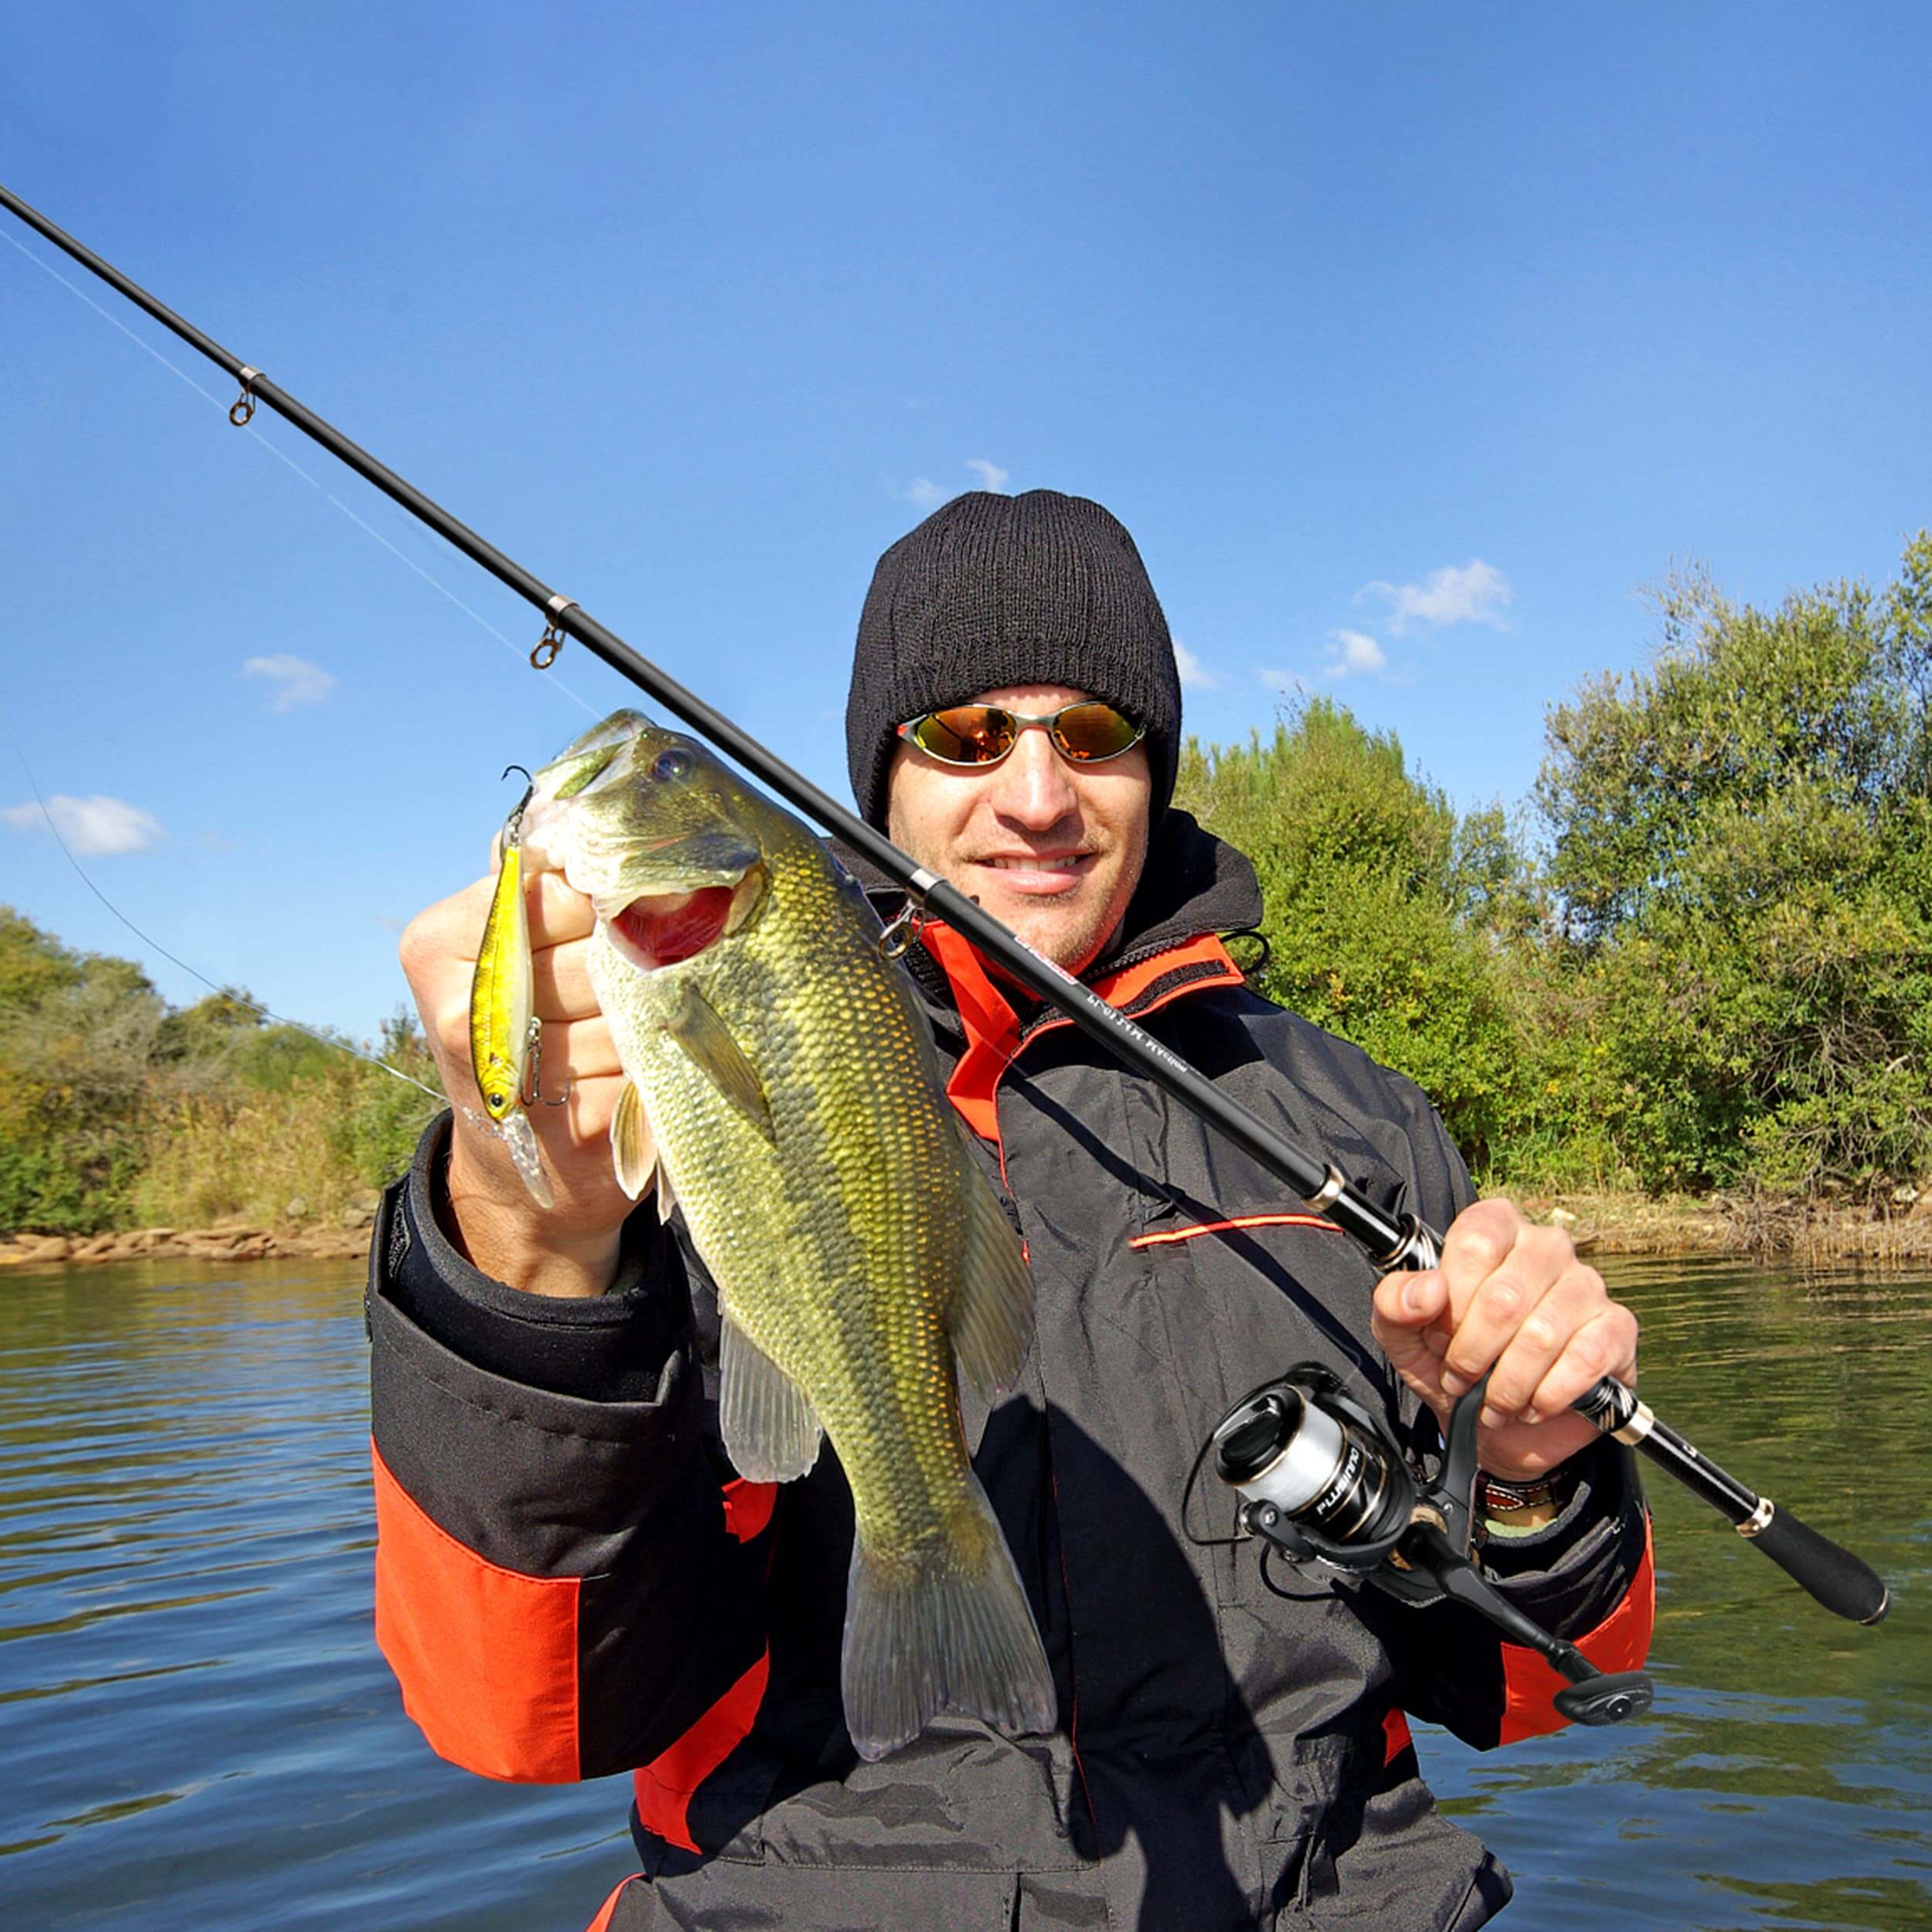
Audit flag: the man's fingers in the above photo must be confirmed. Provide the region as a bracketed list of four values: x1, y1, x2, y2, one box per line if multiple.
[531, 935, 600, 1022]
[1525, 1308, 1640, 1424]
[1475, 1264, 1612, 1426]
[521, 1014, 624, 1089]
[526, 868, 597, 949]
[1437, 1199, 1527, 1304]
[1436, 1225, 1574, 1396]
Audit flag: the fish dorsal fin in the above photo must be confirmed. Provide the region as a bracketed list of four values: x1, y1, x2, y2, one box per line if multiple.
[610, 1080, 654, 1199]
[719, 1315, 822, 1482]
[948, 1175, 1035, 1400]
[662, 981, 775, 1141]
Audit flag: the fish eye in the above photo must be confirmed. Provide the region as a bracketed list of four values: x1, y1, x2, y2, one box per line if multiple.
[651, 747, 694, 782]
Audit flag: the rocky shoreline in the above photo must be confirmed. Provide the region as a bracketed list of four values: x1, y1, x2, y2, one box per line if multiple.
[2, 1189, 1925, 1272]
[0, 1195, 381, 1269]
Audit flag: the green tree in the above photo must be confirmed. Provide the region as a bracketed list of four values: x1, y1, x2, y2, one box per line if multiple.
[1175, 701, 1535, 1173]
[1535, 537, 1932, 1192]
[0, 909, 165, 1230]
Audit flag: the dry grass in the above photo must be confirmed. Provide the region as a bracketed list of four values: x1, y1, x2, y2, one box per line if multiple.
[1517, 1190, 1932, 1261]
[130, 1091, 368, 1230]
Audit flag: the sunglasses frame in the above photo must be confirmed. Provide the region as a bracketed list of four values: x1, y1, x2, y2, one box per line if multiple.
[895, 700, 1146, 770]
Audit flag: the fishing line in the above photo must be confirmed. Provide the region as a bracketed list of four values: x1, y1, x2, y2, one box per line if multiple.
[1, 221, 599, 1099]
[1, 182, 1894, 1638]
[0, 703, 443, 1100]
[1, 225, 600, 716]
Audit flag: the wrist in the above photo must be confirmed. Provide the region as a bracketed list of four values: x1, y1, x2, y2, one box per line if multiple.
[1476, 1461, 1577, 1536]
[442, 1131, 625, 1299]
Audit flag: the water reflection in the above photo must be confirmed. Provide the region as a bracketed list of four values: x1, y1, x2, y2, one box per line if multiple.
[0, 1255, 1925, 1930]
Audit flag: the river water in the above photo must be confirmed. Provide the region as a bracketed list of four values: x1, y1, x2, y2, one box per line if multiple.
[0, 1254, 1925, 1930]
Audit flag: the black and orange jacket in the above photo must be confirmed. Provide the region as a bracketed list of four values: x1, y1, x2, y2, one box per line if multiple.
[367, 809, 1653, 1932]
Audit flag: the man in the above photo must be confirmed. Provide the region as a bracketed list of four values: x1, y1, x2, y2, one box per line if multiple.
[373, 490, 1651, 1931]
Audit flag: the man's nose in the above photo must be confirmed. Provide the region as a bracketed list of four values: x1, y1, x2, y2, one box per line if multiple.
[990, 725, 1079, 828]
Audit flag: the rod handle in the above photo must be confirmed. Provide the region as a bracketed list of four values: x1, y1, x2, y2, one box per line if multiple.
[1747, 1501, 1891, 1626]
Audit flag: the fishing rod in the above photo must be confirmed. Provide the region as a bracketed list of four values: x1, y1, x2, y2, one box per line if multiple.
[2, 182, 1890, 1638]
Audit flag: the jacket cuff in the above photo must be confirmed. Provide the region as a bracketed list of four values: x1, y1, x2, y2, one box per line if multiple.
[369, 1112, 690, 1404]
[1477, 1436, 1649, 1639]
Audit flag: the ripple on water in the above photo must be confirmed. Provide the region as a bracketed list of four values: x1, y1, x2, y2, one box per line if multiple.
[0, 1256, 1926, 1931]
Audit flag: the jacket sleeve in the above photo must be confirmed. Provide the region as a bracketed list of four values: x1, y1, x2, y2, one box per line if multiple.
[1371, 1087, 1657, 1750]
[366, 1114, 771, 1784]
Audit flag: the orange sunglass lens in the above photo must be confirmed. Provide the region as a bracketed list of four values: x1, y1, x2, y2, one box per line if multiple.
[1051, 702, 1141, 760]
[916, 707, 1015, 762]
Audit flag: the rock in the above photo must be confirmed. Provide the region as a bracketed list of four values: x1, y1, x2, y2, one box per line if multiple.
[23, 1235, 73, 1261]
[143, 1228, 178, 1243]
[1892, 1183, 1921, 1208]
[341, 1203, 376, 1230]
[284, 1196, 311, 1223]
[1548, 1206, 1580, 1230]
[73, 1234, 120, 1260]
[352, 1189, 383, 1213]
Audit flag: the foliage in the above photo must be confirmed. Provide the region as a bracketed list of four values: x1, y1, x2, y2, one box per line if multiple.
[0, 907, 444, 1234]
[1534, 536, 1932, 1193]
[1174, 702, 1535, 1172]
[6, 537, 1928, 1230]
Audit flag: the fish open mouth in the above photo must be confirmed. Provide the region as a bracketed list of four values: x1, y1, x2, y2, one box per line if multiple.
[606, 869, 765, 970]
[609, 887, 736, 968]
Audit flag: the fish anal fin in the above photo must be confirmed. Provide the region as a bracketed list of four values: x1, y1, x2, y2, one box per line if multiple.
[948, 1177, 1034, 1400]
[719, 1315, 821, 1482]
[663, 981, 775, 1141]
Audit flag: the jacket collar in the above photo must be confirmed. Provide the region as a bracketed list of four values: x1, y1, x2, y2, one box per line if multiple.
[832, 807, 1263, 1029]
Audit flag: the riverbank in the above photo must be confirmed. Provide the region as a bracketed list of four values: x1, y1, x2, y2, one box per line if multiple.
[3, 1189, 1927, 1270]
[0, 1197, 380, 1268]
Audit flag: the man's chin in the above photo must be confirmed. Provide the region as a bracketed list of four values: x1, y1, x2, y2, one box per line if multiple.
[984, 896, 1108, 974]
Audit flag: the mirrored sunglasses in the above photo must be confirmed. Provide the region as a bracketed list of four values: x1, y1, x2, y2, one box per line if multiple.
[896, 701, 1145, 768]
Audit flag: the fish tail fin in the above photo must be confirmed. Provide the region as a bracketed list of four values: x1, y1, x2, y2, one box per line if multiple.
[841, 1474, 1055, 1763]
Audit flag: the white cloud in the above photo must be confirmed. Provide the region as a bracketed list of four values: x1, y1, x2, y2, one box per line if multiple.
[904, 477, 945, 509]
[1359, 559, 1512, 634]
[1173, 641, 1223, 691]
[2, 794, 165, 854]
[1257, 667, 1304, 696]
[963, 458, 1010, 493]
[243, 653, 335, 712]
[1321, 628, 1388, 679]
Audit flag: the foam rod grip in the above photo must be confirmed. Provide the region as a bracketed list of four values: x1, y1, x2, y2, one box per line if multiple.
[1751, 1503, 1891, 1624]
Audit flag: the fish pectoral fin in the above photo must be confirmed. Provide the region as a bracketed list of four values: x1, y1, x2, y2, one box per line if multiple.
[718, 1315, 822, 1483]
[662, 981, 775, 1142]
[610, 1080, 655, 1200]
[948, 1176, 1035, 1400]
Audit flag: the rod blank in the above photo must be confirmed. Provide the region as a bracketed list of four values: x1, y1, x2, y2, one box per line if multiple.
[1, 180, 1893, 1634]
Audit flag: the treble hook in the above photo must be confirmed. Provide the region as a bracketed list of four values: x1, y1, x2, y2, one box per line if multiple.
[228, 365, 262, 427]
[519, 1016, 573, 1110]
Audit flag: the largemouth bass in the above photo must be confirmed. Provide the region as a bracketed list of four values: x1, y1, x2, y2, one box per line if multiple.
[510, 709, 1053, 1762]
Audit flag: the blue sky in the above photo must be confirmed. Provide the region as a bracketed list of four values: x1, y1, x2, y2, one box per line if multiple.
[3, 3, 1927, 1042]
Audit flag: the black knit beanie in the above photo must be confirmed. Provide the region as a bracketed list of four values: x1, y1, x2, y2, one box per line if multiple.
[845, 489, 1183, 830]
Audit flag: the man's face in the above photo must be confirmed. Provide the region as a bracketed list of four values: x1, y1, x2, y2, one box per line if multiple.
[886, 684, 1152, 974]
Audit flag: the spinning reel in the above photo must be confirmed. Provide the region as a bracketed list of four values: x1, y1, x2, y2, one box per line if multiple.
[1205, 1366, 1655, 1727]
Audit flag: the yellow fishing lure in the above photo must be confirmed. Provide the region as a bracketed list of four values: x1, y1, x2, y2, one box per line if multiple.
[468, 785, 554, 1207]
